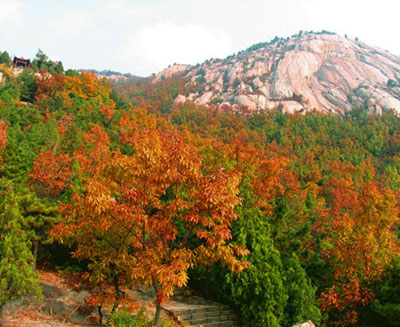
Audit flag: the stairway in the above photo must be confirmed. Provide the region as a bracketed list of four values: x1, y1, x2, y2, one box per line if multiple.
[164, 302, 238, 327]
[177, 305, 238, 327]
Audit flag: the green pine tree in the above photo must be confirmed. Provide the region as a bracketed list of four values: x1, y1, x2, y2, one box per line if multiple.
[282, 252, 322, 326]
[0, 52, 11, 66]
[370, 257, 400, 326]
[207, 178, 288, 327]
[0, 185, 41, 326]
[226, 206, 287, 327]
[17, 187, 60, 270]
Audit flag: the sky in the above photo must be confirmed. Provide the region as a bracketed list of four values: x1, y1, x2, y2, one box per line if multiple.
[1, 0, 400, 77]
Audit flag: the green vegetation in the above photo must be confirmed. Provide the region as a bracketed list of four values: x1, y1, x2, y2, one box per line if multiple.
[107, 309, 175, 327]
[210, 97, 223, 104]
[0, 51, 11, 66]
[0, 185, 42, 324]
[1, 48, 400, 327]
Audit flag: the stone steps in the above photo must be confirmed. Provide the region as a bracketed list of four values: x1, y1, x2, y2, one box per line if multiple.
[166, 304, 238, 327]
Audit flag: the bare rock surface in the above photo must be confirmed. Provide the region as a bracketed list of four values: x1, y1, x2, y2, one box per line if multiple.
[154, 32, 400, 114]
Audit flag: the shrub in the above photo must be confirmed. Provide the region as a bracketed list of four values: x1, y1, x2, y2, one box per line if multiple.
[107, 309, 150, 327]
[107, 308, 176, 327]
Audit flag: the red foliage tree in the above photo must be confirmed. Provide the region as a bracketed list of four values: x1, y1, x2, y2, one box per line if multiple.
[0, 119, 7, 165]
[30, 148, 74, 197]
[315, 162, 400, 325]
[47, 123, 248, 325]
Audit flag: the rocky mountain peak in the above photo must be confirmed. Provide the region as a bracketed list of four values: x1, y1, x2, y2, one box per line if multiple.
[155, 32, 400, 114]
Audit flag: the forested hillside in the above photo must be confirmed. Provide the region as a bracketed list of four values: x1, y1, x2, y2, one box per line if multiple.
[1, 50, 400, 327]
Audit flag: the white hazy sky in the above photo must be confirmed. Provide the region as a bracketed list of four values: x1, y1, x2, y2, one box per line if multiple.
[1, 0, 399, 76]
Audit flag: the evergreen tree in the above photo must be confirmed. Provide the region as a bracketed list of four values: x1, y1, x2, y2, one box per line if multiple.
[282, 253, 322, 326]
[0, 52, 11, 66]
[17, 187, 60, 270]
[54, 61, 64, 74]
[206, 179, 288, 327]
[35, 49, 48, 68]
[18, 70, 38, 103]
[224, 205, 287, 327]
[0, 185, 41, 325]
[370, 258, 400, 326]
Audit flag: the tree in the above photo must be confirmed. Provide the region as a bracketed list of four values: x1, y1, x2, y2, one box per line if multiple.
[0, 52, 10, 66]
[0, 64, 13, 84]
[371, 257, 400, 326]
[54, 61, 64, 74]
[316, 164, 400, 325]
[0, 120, 6, 165]
[30, 148, 74, 197]
[18, 70, 38, 103]
[0, 185, 41, 326]
[48, 124, 248, 326]
[17, 187, 60, 270]
[221, 205, 287, 327]
[34, 49, 48, 70]
[203, 176, 321, 327]
[282, 253, 322, 326]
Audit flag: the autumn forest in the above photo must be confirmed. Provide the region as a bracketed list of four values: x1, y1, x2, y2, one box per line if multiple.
[1, 50, 400, 327]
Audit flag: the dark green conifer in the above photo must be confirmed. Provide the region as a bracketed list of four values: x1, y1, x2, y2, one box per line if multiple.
[0, 185, 41, 325]
[282, 253, 322, 326]
[0, 52, 11, 66]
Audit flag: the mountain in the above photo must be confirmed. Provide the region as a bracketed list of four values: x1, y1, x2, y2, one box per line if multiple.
[78, 69, 144, 82]
[154, 31, 400, 115]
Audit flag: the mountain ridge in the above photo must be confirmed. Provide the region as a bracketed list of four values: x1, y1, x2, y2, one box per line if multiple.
[154, 31, 400, 115]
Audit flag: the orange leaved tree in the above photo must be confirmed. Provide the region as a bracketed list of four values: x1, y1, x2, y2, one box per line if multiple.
[316, 162, 400, 325]
[0, 119, 7, 165]
[49, 123, 248, 326]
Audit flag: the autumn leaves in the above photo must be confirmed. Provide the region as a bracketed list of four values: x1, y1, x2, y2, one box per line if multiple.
[30, 115, 249, 324]
[8, 71, 400, 326]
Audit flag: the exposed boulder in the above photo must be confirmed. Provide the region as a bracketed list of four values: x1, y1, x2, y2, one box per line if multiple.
[154, 64, 190, 83]
[293, 321, 315, 327]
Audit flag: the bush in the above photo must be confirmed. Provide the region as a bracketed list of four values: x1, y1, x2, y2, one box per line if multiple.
[107, 309, 150, 327]
[107, 308, 176, 327]
[210, 98, 223, 105]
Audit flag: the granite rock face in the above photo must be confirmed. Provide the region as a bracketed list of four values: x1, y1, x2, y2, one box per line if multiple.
[154, 33, 400, 114]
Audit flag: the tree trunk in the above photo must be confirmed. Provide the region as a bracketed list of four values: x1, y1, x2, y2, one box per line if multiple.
[152, 277, 162, 326]
[98, 305, 103, 327]
[205, 266, 210, 300]
[111, 302, 119, 314]
[33, 241, 38, 271]
[111, 274, 121, 314]
[154, 304, 161, 326]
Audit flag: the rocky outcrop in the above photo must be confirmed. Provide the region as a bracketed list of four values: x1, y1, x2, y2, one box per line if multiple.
[154, 32, 400, 114]
[154, 64, 190, 83]
[293, 321, 315, 327]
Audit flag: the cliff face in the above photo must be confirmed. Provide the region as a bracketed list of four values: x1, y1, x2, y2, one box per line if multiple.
[155, 33, 400, 114]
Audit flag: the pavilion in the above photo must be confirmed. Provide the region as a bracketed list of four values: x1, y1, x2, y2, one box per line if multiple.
[13, 56, 30, 69]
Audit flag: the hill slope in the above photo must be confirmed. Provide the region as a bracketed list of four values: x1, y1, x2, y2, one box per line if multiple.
[155, 32, 400, 114]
